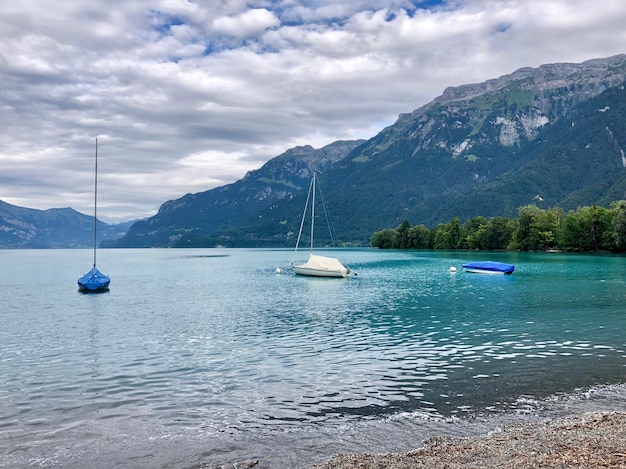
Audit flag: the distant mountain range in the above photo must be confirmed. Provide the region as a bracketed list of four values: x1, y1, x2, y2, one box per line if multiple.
[4, 54, 626, 249]
[0, 200, 134, 248]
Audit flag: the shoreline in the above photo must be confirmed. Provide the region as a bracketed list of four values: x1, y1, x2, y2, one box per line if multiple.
[310, 412, 626, 469]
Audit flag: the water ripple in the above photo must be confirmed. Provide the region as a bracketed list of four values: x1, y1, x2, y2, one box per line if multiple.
[1, 249, 625, 468]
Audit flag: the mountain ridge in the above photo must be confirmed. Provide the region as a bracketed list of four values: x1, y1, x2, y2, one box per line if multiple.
[115, 140, 365, 247]
[0, 199, 134, 248]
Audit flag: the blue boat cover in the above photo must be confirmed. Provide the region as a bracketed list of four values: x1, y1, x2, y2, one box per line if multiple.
[78, 266, 111, 291]
[462, 261, 515, 274]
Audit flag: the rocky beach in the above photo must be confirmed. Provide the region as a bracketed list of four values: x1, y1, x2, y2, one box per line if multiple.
[310, 412, 626, 469]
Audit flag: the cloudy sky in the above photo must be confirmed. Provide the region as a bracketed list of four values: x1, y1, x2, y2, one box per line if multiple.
[1, 0, 625, 222]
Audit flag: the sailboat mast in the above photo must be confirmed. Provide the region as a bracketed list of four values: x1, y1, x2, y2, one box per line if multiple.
[310, 172, 315, 253]
[93, 138, 98, 267]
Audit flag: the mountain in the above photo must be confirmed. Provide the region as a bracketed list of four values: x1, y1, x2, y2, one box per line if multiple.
[111, 140, 364, 247]
[0, 200, 134, 248]
[114, 54, 626, 247]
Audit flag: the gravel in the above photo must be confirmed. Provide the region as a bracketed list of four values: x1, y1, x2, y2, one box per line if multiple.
[310, 412, 626, 469]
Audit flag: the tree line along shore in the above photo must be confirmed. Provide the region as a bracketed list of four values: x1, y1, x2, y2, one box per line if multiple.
[370, 201, 626, 252]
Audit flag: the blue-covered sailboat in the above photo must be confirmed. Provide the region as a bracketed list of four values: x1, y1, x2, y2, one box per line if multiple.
[78, 138, 110, 292]
[462, 261, 514, 275]
[78, 265, 110, 291]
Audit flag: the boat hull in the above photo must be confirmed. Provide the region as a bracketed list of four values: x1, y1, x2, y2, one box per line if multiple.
[292, 253, 351, 278]
[463, 267, 509, 275]
[462, 261, 514, 275]
[292, 265, 350, 278]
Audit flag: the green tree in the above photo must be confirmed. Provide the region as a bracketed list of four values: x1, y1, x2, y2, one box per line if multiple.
[433, 217, 462, 249]
[396, 220, 411, 249]
[371, 228, 398, 249]
[483, 217, 516, 250]
[463, 216, 488, 250]
[610, 200, 626, 251]
[560, 205, 612, 251]
[431, 224, 446, 249]
[450, 217, 462, 249]
[560, 209, 587, 251]
[408, 224, 432, 249]
[512, 205, 560, 251]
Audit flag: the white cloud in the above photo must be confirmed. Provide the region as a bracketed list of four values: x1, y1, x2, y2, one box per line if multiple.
[212, 8, 280, 38]
[0, 0, 625, 222]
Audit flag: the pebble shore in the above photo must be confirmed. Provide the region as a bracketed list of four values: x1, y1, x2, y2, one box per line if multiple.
[310, 412, 626, 469]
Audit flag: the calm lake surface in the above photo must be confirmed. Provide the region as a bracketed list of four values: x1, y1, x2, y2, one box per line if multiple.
[1, 248, 625, 468]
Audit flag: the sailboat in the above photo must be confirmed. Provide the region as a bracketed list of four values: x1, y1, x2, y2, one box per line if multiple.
[291, 172, 353, 278]
[78, 138, 111, 292]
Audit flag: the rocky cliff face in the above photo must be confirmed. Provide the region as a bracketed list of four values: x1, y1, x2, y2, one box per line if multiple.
[435, 54, 626, 107]
[390, 54, 626, 157]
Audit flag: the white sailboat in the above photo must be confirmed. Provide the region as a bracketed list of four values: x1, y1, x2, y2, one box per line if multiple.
[291, 172, 353, 278]
[77, 138, 110, 292]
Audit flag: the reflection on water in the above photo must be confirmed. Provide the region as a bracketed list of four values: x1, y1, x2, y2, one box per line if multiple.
[0, 248, 625, 468]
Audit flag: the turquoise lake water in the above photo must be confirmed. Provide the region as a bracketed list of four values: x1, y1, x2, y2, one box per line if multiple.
[1, 248, 625, 468]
